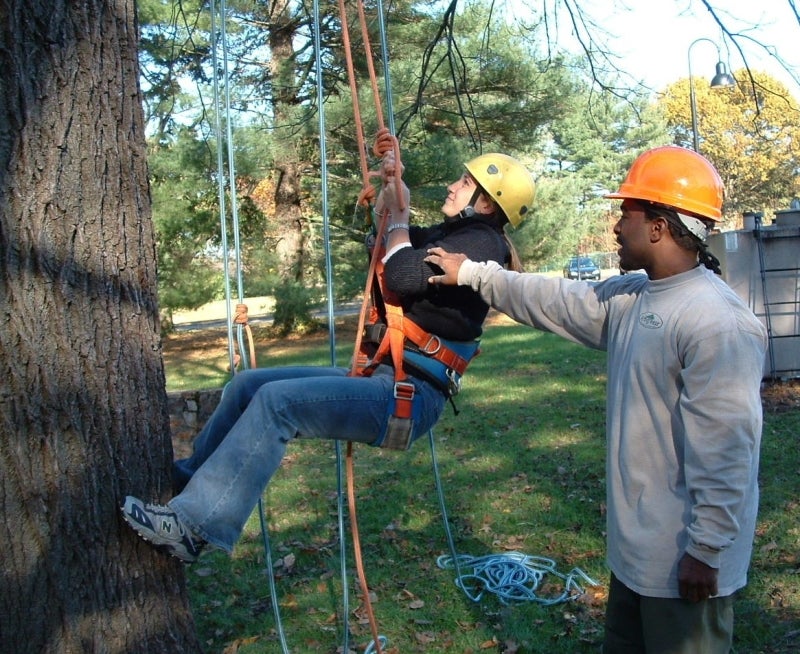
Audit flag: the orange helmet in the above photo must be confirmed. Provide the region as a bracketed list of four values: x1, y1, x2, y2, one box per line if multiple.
[465, 153, 536, 227]
[604, 146, 723, 221]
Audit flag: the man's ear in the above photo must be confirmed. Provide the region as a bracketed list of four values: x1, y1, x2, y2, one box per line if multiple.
[649, 216, 668, 243]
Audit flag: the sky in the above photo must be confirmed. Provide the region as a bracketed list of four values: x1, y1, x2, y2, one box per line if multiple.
[506, 0, 800, 96]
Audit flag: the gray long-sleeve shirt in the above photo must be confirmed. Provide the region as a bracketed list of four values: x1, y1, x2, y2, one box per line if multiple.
[458, 261, 767, 598]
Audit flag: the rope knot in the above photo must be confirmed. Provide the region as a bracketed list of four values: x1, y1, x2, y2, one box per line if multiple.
[372, 127, 396, 158]
[234, 303, 249, 325]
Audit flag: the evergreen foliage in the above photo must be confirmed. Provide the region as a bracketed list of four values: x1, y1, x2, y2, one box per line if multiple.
[138, 0, 670, 327]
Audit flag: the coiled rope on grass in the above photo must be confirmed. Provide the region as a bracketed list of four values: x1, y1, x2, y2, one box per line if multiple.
[436, 552, 599, 606]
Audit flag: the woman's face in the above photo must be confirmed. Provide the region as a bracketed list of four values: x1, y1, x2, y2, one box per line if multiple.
[441, 172, 493, 219]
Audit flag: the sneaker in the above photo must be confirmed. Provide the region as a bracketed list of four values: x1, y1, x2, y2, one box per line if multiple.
[121, 496, 205, 563]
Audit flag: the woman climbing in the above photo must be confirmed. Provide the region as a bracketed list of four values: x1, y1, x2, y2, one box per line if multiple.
[121, 136, 536, 562]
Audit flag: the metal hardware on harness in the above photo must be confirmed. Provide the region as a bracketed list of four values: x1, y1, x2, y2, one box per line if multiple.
[420, 335, 442, 355]
[393, 380, 415, 414]
[379, 381, 416, 450]
[393, 380, 415, 399]
[446, 368, 461, 397]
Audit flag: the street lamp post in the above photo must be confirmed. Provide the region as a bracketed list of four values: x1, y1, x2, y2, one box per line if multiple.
[687, 37, 736, 152]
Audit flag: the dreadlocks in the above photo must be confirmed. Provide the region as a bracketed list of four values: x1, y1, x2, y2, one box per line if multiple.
[643, 203, 722, 275]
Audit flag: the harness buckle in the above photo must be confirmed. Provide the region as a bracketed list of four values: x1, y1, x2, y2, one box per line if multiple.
[393, 380, 416, 401]
[420, 334, 442, 355]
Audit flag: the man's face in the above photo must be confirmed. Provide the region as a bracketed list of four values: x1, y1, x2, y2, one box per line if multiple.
[614, 200, 655, 272]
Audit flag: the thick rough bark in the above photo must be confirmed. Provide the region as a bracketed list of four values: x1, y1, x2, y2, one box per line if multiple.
[0, 1, 202, 652]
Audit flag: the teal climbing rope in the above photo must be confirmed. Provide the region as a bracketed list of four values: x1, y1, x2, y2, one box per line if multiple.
[436, 552, 599, 606]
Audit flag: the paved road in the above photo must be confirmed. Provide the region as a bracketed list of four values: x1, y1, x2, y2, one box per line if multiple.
[174, 301, 362, 332]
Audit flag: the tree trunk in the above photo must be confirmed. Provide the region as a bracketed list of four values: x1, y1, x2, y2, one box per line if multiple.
[269, 0, 308, 313]
[0, 1, 201, 652]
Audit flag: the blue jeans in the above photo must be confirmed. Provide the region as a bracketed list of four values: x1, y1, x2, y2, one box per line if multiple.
[170, 365, 446, 552]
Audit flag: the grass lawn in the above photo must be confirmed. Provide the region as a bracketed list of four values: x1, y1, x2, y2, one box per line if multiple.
[163, 311, 800, 653]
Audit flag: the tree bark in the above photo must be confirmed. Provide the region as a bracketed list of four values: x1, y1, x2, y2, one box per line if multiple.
[0, 1, 201, 651]
[269, 0, 307, 284]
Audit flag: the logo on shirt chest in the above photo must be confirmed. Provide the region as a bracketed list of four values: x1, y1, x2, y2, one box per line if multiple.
[638, 312, 663, 329]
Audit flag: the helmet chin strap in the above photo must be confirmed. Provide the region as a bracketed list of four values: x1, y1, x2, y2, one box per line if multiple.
[455, 187, 484, 221]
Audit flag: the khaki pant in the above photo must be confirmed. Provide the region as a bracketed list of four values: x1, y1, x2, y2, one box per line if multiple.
[603, 573, 734, 654]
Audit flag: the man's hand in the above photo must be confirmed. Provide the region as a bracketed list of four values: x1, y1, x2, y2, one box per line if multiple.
[425, 246, 468, 285]
[677, 552, 718, 602]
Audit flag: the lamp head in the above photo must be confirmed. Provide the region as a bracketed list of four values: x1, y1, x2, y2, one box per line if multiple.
[710, 62, 736, 88]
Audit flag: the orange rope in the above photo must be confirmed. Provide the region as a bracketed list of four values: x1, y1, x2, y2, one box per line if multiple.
[334, 1, 409, 651]
[346, 440, 380, 645]
[233, 303, 257, 370]
[337, 0, 404, 211]
[349, 208, 388, 378]
[336, 0, 371, 185]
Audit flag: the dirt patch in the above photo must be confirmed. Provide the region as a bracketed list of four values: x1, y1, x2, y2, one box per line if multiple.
[761, 378, 800, 413]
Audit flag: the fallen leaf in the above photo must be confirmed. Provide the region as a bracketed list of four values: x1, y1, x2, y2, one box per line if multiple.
[222, 635, 260, 654]
[760, 541, 779, 555]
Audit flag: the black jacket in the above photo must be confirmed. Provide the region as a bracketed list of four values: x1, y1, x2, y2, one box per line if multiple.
[382, 216, 510, 341]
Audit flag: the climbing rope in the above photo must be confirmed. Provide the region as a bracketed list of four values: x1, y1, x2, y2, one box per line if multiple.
[232, 304, 256, 371]
[208, 0, 252, 375]
[203, 0, 396, 649]
[436, 553, 599, 606]
[333, 0, 404, 651]
[206, 1, 333, 652]
[311, 0, 354, 652]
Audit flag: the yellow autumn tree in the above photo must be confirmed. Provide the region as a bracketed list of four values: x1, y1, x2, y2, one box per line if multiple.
[660, 70, 800, 227]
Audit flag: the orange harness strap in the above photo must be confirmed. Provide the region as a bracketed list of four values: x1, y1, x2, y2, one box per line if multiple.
[353, 245, 417, 424]
[399, 319, 473, 377]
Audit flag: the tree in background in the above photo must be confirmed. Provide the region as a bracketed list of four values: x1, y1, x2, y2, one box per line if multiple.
[523, 71, 670, 268]
[149, 127, 225, 331]
[661, 70, 800, 225]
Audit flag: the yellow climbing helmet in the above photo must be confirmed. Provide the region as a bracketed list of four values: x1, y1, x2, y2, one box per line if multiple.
[464, 153, 536, 228]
